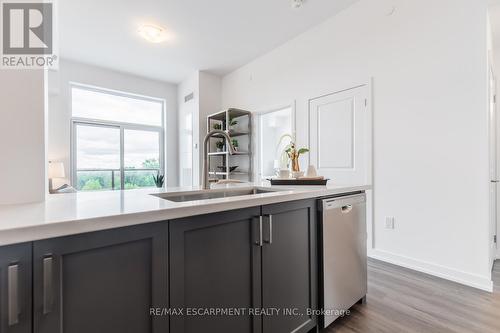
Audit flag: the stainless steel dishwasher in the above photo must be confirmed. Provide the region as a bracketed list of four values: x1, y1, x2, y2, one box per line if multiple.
[319, 193, 367, 329]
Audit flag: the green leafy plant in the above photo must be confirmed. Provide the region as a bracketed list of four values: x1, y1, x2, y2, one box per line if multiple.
[285, 143, 309, 172]
[153, 173, 165, 188]
[213, 123, 222, 130]
[229, 116, 238, 127]
[216, 141, 225, 150]
[284, 146, 309, 157]
[231, 139, 239, 148]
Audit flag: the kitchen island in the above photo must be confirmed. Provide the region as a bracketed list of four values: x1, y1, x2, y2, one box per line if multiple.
[0, 183, 369, 333]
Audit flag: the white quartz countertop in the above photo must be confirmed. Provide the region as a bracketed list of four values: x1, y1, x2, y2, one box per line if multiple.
[0, 182, 370, 246]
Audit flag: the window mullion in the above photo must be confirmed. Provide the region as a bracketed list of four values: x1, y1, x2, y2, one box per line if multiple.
[120, 126, 125, 190]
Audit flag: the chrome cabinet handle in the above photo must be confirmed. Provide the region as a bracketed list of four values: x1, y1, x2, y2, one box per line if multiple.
[8, 264, 19, 326]
[43, 256, 53, 315]
[254, 216, 263, 246]
[259, 216, 263, 246]
[264, 215, 273, 244]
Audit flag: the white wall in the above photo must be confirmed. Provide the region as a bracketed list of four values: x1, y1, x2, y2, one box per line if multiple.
[177, 71, 222, 186]
[0, 70, 47, 204]
[178, 72, 199, 186]
[48, 59, 179, 187]
[199, 72, 223, 180]
[222, 0, 492, 290]
[199, 72, 223, 142]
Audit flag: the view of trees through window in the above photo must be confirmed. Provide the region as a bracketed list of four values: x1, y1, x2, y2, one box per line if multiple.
[72, 85, 164, 191]
[76, 158, 160, 191]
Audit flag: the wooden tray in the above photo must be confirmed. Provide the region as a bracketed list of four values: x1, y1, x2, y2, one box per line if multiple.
[268, 178, 329, 186]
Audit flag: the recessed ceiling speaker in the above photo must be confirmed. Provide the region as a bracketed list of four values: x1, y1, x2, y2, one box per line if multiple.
[291, 0, 304, 9]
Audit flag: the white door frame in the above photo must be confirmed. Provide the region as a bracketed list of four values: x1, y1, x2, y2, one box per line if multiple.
[490, 63, 500, 262]
[308, 78, 374, 249]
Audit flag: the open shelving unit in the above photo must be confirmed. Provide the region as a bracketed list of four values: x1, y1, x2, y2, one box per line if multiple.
[207, 108, 252, 183]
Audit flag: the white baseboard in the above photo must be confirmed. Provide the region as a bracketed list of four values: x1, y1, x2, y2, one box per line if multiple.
[368, 249, 493, 292]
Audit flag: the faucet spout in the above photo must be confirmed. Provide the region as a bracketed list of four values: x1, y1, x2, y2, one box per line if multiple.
[202, 130, 236, 189]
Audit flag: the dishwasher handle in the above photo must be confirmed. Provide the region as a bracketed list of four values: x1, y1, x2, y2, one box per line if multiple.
[322, 194, 366, 211]
[341, 205, 353, 214]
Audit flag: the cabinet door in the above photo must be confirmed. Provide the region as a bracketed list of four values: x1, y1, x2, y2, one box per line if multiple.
[33, 223, 169, 333]
[0, 243, 32, 333]
[261, 200, 317, 333]
[170, 207, 262, 333]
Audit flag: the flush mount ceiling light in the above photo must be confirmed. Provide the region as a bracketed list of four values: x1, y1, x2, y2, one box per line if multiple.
[291, 0, 304, 9]
[138, 24, 167, 43]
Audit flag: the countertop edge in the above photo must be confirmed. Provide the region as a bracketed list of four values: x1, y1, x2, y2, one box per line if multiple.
[0, 185, 370, 246]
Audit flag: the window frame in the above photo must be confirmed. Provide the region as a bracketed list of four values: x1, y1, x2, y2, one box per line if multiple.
[70, 83, 166, 191]
[255, 102, 296, 180]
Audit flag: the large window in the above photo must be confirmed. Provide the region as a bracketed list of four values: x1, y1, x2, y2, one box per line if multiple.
[71, 84, 165, 191]
[258, 106, 294, 179]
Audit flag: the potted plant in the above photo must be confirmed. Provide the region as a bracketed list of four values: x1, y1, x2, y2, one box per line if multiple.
[285, 143, 309, 174]
[229, 116, 238, 131]
[231, 139, 239, 151]
[216, 141, 225, 152]
[153, 173, 165, 188]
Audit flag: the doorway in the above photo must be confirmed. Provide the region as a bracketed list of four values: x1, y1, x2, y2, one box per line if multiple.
[255, 105, 295, 181]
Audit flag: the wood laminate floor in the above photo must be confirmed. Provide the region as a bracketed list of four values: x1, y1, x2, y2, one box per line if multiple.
[325, 258, 500, 333]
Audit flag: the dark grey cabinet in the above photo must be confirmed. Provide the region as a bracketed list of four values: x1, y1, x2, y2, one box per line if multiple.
[169, 199, 318, 333]
[170, 207, 262, 333]
[0, 243, 32, 333]
[32, 223, 169, 333]
[0, 198, 320, 333]
[261, 200, 317, 333]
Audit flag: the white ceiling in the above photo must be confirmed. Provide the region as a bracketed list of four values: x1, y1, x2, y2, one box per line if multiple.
[59, 0, 359, 83]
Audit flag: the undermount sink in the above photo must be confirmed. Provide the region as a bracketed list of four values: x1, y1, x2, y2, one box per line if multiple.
[151, 187, 280, 203]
